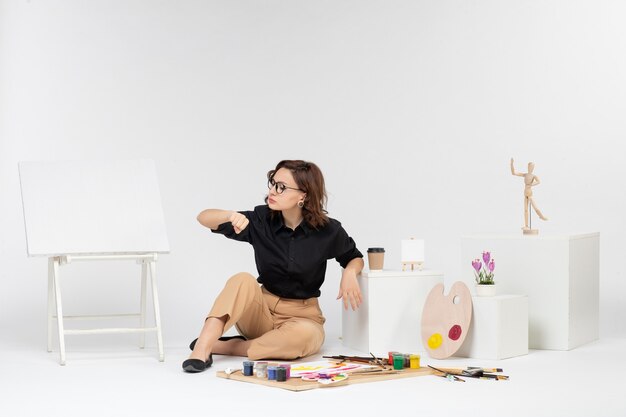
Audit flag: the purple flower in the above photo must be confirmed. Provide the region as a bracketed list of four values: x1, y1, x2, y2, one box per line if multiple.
[482, 251, 491, 264]
[472, 259, 482, 273]
[473, 251, 496, 284]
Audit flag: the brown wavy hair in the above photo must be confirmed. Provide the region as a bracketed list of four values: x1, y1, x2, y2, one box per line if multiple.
[265, 160, 329, 229]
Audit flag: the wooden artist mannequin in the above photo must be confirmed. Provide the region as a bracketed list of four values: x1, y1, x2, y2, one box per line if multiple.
[510, 158, 548, 234]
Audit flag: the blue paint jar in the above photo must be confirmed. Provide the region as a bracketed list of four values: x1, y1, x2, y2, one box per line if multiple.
[243, 361, 254, 376]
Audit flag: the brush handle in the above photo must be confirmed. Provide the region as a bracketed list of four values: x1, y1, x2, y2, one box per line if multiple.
[467, 367, 503, 373]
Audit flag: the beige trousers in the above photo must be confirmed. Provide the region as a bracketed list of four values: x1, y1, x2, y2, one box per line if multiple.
[208, 272, 326, 360]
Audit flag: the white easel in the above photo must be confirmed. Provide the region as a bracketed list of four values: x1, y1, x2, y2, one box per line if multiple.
[401, 238, 425, 271]
[20, 160, 170, 365]
[46, 254, 164, 365]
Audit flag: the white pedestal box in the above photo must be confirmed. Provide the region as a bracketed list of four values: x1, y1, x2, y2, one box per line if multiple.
[341, 270, 443, 355]
[461, 233, 599, 350]
[457, 295, 528, 360]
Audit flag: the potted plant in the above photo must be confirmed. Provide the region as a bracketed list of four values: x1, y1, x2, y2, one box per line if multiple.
[472, 251, 496, 296]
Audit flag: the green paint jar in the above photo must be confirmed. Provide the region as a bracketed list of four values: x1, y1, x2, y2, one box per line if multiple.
[393, 354, 404, 370]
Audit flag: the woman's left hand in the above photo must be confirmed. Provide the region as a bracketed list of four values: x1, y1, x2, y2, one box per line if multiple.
[337, 271, 362, 311]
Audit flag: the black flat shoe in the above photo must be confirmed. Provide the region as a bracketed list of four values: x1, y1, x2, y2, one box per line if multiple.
[189, 335, 247, 351]
[182, 354, 213, 373]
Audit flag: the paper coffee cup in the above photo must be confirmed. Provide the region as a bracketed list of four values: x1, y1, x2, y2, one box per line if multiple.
[367, 247, 385, 271]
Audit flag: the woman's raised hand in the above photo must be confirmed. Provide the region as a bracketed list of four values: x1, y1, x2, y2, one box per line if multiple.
[229, 211, 249, 234]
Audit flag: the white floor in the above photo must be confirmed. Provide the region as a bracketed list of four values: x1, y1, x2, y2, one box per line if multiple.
[1, 335, 625, 417]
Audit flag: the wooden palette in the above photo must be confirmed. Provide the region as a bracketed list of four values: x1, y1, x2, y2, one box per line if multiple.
[421, 281, 472, 359]
[216, 367, 434, 391]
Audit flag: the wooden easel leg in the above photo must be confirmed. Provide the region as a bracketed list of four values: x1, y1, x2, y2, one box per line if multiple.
[148, 260, 164, 362]
[51, 258, 66, 365]
[139, 262, 147, 349]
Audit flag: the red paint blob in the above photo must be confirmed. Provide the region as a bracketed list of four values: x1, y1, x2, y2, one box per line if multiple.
[448, 324, 462, 341]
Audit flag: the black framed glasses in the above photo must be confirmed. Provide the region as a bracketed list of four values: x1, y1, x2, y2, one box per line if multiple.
[267, 178, 303, 194]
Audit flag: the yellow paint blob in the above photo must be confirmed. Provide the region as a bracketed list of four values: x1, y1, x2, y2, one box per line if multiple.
[428, 333, 443, 349]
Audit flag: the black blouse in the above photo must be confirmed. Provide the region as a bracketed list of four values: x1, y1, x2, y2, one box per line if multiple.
[212, 205, 363, 299]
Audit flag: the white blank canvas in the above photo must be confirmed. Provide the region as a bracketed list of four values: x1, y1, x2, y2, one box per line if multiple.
[401, 239, 425, 263]
[19, 159, 170, 256]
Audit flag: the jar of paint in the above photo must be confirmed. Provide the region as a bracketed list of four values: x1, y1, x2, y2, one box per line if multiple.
[267, 366, 278, 380]
[243, 360, 255, 376]
[276, 366, 288, 382]
[254, 361, 268, 378]
[403, 354, 411, 368]
[278, 363, 291, 379]
[388, 351, 398, 365]
[409, 354, 420, 369]
[393, 354, 404, 370]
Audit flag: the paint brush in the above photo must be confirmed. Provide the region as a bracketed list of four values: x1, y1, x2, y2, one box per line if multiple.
[436, 367, 509, 380]
[369, 352, 388, 369]
[461, 367, 508, 380]
[467, 366, 503, 373]
[435, 367, 481, 376]
[428, 365, 465, 382]
[323, 354, 388, 369]
[323, 355, 382, 364]
[349, 369, 402, 376]
[482, 374, 509, 381]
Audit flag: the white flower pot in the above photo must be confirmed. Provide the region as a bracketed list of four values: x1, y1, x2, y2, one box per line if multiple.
[475, 284, 496, 297]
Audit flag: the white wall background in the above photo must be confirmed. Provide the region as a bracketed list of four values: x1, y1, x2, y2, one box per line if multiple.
[1, 0, 625, 350]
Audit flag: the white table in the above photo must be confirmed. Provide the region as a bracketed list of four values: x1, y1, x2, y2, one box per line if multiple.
[342, 269, 443, 355]
[457, 295, 528, 360]
[461, 233, 599, 350]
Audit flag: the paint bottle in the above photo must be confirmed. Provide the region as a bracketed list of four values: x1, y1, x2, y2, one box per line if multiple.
[393, 354, 404, 370]
[403, 354, 411, 368]
[276, 366, 287, 382]
[267, 366, 278, 380]
[388, 351, 398, 365]
[278, 363, 291, 379]
[254, 361, 268, 378]
[409, 354, 420, 369]
[243, 360, 254, 376]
